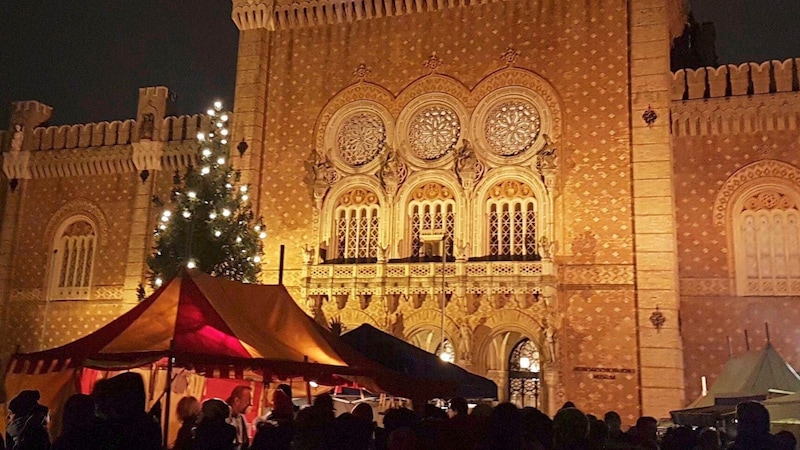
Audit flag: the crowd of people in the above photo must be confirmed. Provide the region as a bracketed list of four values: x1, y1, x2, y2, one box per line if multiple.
[2, 372, 798, 450]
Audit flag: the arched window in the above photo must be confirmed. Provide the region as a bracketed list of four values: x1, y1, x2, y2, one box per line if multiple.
[408, 183, 456, 260]
[734, 188, 800, 296]
[51, 218, 97, 300]
[486, 180, 538, 259]
[508, 338, 541, 408]
[333, 189, 380, 262]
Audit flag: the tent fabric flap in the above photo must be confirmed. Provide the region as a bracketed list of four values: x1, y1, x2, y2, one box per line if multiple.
[341, 324, 498, 400]
[7, 269, 365, 381]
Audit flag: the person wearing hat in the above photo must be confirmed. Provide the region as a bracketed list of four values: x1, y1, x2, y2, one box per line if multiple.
[5, 390, 50, 450]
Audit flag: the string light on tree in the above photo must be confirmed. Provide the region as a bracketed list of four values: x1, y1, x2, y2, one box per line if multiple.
[148, 100, 266, 285]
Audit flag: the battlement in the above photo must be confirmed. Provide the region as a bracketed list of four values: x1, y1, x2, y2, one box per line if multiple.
[28, 114, 211, 151]
[672, 58, 800, 101]
[139, 86, 170, 99]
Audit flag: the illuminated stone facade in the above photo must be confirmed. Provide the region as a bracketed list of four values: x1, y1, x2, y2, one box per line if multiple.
[1, 0, 799, 423]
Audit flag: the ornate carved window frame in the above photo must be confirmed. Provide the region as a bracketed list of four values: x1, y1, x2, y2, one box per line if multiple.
[49, 215, 98, 301]
[394, 93, 469, 170]
[471, 86, 554, 168]
[323, 100, 395, 175]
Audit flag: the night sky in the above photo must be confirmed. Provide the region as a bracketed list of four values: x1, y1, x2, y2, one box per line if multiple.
[0, 1, 798, 126]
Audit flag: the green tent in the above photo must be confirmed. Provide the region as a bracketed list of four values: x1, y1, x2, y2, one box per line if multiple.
[672, 343, 800, 427]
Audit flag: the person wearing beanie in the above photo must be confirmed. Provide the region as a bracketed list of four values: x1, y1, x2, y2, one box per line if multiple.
[6, 390, 51, 450]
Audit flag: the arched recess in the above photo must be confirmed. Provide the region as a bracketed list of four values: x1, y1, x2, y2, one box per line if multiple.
[43, 199, 109, 251]
[473, 167, 552, 258]
[314, 83, 396, 173]
[470, 68, 564, 154]
[48, 215, 99, 300]
[394, 170, 464, 259]
[328, 307, 382, 333]
[472, 310, 546, 374]
[725, 178, 800, 296]
[320, 176, 388, 260]
[402, 307, 460, 356]
[713, 160, 800, 228]
[394, 74, 472, 116]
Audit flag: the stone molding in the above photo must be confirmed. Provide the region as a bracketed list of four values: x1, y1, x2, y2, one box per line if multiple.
[712, 160, 800, 227]
[671, 91, 800, 137]
[42, 199, 110, 248]
[679, 278, 732, 297]
[560, 265, 635, 286]
[232, 0, 525, 31]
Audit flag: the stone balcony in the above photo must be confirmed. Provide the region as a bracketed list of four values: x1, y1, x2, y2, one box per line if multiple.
[302, 259, 557, 309]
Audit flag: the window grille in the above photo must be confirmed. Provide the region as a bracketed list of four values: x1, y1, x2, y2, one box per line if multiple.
[51, 220, 96, 300]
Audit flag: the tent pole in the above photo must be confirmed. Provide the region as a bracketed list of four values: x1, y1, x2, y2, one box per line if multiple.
[163, 341, 175, 449]
[304, 355, 312, 405]
[765, 322, 770, 344]
[279, 244, 285, 285]
[744, 329, 750, 351]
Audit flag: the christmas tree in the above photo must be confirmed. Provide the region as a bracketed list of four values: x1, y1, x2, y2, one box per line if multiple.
[147, 101, 265, 287]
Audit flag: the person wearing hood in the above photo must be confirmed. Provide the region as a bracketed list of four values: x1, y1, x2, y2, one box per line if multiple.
[5, 390, 51, 450]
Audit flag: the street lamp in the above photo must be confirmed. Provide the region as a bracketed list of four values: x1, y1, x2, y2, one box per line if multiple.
[421, 229, 447, 360]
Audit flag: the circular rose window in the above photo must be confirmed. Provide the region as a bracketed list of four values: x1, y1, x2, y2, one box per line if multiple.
[336, 111, 386, 166]
[408, 106, 461, 160]
[484, 101, 541, 156]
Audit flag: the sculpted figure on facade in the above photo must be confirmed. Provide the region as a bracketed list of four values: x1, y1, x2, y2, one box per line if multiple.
[308, 150, 334, 204]
[457, 318, 473, 362]
[541, 318, 557, 362]
[538, 236, 554, 260]
[378, 146, 401, 195]
[453, 139, 480, 190]
[139, 112, 155, 140]
[535, 134, 558, 189]
[10, 124, 24, 152]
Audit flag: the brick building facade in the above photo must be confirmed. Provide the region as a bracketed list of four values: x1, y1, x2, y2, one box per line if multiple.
[0, 0, 798, 422]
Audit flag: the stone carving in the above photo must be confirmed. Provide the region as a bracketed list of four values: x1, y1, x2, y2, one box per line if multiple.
[302, 244, 314, 265]
[538, 236, 553, 259]
[457, 319, 473, 362]
[353, 63, 371, 82]
[423, 52, 443, 74]
[535, 134, 558, 171]
[484, 100, 541, 156]
[713, 160, 800, 227]
[453, 139, 482, 190]
[378, 147, 400, 192]
[541, 317, 557, 362]
[10, 124, 24, 152]
[408, 106, 460, 160]
[336, 111, 386, 166]
[499, 47, 520, 67]
[389, 312, 405, 339]
[139, 113, 155, 140]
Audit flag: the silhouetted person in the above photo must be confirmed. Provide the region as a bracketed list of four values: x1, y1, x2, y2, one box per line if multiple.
[552, 407, 589, 450]
[174, 396, 201, 450]
[630, 416, 658, 450]
[695, 427, 721, 450]
[729, 401, 776, 450]
[6, 390, 50, 450]
[52, 394, 107, 450]
[92, 372, 162, 450]
[193, 399, 236, 450]
[251, 389, 295, 450]
[774, 430, 797, 450]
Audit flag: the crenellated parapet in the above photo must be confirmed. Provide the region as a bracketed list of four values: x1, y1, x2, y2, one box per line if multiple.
[672, 58, 799, 101]
[671, 58, 800, 137]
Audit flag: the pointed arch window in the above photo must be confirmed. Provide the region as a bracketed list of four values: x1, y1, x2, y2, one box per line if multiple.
[333, 189, 380, 263]
[51, 219, 96, 300]
[486, 180, 538, 259]
[508, 338, 541, 408]
[408, 183, 456, 260]
[734, 189, 800, 296]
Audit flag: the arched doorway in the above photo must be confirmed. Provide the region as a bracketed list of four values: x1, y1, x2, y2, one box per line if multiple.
[508, 338, 541, 408]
